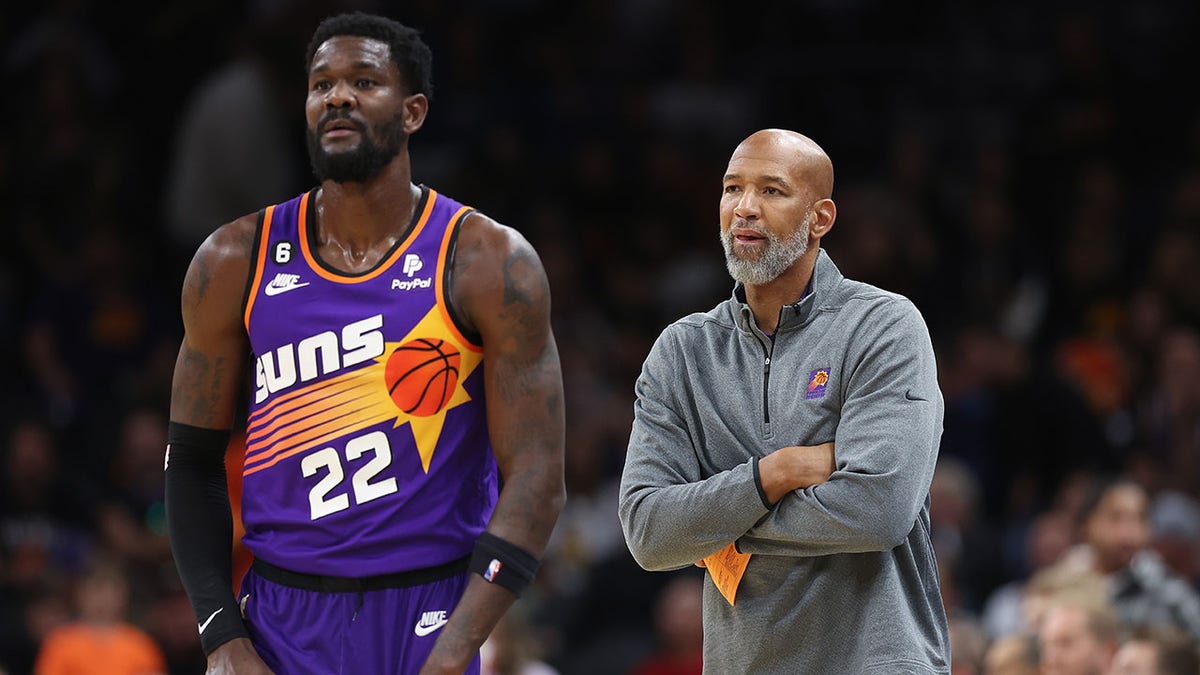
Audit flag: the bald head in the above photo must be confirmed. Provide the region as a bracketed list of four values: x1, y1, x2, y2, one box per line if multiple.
[730, 129, 834, 200]
[719, 129, 839, 291]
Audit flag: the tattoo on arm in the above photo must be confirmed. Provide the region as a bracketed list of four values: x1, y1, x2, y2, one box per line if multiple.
[205, 355, 230, 422]
[173, 348, 232, 428]
[193, 257, 212, 302]
[501, 247, 544, 308]
[172, 221, 253, 429]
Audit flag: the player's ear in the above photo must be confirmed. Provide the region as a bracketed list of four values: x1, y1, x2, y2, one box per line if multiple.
[403, 93, 428, 134]
[808, 198, 836, 242]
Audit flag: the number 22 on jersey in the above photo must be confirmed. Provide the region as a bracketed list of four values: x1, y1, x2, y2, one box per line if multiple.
[301, 431, 397, 520]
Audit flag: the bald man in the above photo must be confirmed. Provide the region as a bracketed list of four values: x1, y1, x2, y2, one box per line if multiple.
[619, 130, 950, 673]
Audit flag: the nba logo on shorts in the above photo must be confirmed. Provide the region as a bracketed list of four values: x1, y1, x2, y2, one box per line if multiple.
[484, 559, 503, 582]
[806, 368, 830, 400]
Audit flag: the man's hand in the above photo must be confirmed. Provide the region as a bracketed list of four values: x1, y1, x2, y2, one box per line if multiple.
[206, 638, 273, 675]
[757, 442, 836, 505]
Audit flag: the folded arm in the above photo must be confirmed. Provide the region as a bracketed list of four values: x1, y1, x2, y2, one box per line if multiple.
[618, 330, 835, 571]
[738, 300, 943, 556]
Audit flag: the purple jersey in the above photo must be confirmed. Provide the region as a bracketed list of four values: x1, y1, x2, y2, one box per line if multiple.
[241, 186, 496, 576]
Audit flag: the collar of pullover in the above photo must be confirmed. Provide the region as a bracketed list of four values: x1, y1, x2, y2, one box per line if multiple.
[732, 248, 844, 334]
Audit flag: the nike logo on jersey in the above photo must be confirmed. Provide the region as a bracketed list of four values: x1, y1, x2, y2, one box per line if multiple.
[198, 607, 224, 634]
[413, 609, 448, 637]
[264, 272, 310, 296]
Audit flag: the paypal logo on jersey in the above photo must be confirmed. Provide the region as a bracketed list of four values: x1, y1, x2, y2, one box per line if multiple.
[403, 254, 423, 277]
[393, 253, 432, 291]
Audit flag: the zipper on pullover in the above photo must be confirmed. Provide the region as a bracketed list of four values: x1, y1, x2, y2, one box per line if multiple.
[756, 332, 774, 438]
[748, 307, 782, 439]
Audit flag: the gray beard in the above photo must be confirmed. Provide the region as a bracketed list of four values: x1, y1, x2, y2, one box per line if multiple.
[721, 213, 811, 286]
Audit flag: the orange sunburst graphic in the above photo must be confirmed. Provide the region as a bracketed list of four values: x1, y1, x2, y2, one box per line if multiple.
[808, 370, 828, 389]
[243, 308, 483, 476]
[804, 367, 831, 400]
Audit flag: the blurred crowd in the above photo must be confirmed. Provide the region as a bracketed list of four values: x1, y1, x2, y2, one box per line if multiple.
[2, 0, 1200, 673]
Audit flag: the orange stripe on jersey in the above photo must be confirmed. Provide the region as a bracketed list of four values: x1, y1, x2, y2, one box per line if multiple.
[244, 354, 399, 473]
[300, 188, 439, 284]
[247, 366, 376, 428]
[245, 378, 379, 453]
[436, 206, 484, 353]
[243, 205, 277, 332]
[244, 404, 397, 476]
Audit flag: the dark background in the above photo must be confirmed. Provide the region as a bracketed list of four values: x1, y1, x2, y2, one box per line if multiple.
[2, 0, 1199, 672]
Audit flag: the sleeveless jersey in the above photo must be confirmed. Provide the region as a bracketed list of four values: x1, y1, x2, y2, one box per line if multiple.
[240, 186, 496, 577]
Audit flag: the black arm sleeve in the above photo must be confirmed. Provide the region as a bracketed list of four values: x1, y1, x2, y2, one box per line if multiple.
[164, 421, 250, 655]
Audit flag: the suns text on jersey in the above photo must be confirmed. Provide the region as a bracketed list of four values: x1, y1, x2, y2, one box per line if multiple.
[254, 314, 385, 403]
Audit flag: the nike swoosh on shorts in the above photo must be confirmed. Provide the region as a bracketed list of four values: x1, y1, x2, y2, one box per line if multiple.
[413, 617, 448, 637]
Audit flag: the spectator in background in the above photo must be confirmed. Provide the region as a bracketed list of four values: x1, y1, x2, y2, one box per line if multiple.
[21, 225, 177, 434]
[163, 0, 358, 264]
[0, 416, 92, 571]
[480, 604, 559, 675]
[145, 585, 206, 675]
[1038, 593, 1120, 675]
[34, 556, 165, 675]
[1147, 490, 1200, 587]
[1022, 565, 1110, 642]
[0, 581, 70, 675]
[1108, 624, 1200, 675]
[1137, 327, 1200, 496]
[982, 508, 1076, 639]
[97, 405, 172, 575]
[982, 634, 1038, 675]
[0, 416, 91, 673]
[628, 573, 704, 675]
[550, 546, 666, 675]
[949, 616, 989, 675]
[930, 456, 1005, 615]
[1060, 477, 1200, 640]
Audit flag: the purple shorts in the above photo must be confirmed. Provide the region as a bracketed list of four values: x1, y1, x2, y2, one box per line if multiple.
[239, 564, 480, 674]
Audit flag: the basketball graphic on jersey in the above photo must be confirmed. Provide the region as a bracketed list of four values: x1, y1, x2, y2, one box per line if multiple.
[385, 338, 461, 416]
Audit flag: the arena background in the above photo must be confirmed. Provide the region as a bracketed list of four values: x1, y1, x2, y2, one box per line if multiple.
[2, 0, 1199, 672]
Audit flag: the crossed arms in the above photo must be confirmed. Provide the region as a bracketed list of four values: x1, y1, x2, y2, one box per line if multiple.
[619, 301, 942, 571]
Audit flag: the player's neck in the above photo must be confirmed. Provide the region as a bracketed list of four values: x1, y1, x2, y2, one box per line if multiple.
[742, 251, 817, 334]
[317, 157, 419, 245]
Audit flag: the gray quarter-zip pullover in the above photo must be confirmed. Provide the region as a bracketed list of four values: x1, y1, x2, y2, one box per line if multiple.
[620, 249, 950, 674]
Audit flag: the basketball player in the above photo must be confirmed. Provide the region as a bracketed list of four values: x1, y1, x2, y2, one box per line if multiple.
[164, 13, 565, 674]
[619, 129, 950, 673]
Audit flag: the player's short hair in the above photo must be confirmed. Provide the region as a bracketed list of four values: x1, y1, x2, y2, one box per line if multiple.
[305, 12, 434, 100]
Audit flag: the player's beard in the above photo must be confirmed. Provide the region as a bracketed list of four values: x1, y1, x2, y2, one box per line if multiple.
[306, 110, 408, 184]
[721, 208, 812, 286]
